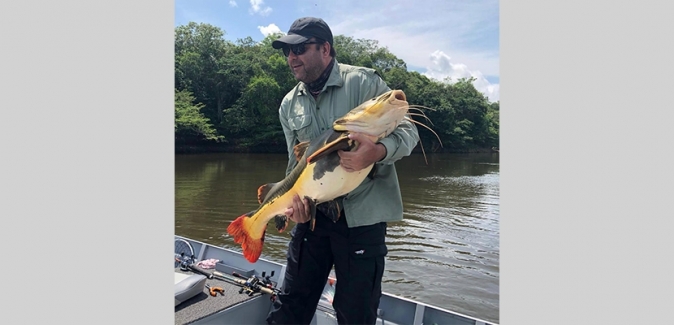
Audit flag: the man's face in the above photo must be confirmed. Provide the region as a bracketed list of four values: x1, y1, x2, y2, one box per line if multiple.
[285, 39, 327, 83]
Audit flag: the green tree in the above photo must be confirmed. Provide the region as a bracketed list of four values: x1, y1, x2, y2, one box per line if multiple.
[445, 78, 491, 148]
[175, 89, 224, 144]
[224, 75, 286, 150]
[485, 101, 500, 147]
[174, 22, 499, 153]
[333, 36, 407, 76]
[333, 35, 375, 67]
[175, 22, 233, 125]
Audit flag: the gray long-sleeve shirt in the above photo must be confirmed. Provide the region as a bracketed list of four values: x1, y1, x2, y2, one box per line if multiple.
[278, 61, 419, 227]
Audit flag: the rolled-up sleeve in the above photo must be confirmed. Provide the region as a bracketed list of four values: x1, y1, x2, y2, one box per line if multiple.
[378, 118, 419, 164]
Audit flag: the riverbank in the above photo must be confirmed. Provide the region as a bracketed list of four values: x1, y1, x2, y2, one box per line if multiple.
[175, 144, 499, 155]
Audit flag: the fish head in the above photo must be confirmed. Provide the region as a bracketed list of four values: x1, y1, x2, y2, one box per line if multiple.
[333, 89, 409, 140]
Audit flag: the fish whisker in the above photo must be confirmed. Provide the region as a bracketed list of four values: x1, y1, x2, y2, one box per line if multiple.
[405, 117, 443, 148]
[403, 116, 444, 166]
[405, 112, 435, 127]
[406, 107, 435, 126]
[407, 105, 436, 111]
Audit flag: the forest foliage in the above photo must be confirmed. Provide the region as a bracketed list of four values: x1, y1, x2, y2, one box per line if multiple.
[175, 22, 499, 153]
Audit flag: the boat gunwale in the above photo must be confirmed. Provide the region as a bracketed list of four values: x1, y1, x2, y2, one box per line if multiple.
[175, 235, 498, 325]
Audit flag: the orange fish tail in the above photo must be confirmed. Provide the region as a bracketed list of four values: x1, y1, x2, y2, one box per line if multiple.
[227, 215, 265, 263]
[226, 216, 248, 244]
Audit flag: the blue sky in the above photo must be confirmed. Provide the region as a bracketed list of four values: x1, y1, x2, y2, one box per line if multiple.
[175, 0, 499, 102]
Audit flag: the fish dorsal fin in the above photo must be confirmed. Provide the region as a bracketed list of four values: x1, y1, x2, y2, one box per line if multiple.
[257, 183, 276, 204]
[293, 141, 311, 162]
[306, 133, 352, 164]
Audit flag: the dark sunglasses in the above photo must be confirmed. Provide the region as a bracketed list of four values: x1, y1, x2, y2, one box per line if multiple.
[282, 41, 323, 57]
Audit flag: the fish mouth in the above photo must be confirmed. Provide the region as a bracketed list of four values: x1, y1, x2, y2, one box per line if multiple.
[368, 89, 407, 107]
[387, 89, 406, 103]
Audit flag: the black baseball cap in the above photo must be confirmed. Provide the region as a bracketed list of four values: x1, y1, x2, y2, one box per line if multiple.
[272, 17, 334, 49]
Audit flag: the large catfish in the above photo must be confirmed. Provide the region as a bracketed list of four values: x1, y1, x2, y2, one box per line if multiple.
[227, 89, 427, 263]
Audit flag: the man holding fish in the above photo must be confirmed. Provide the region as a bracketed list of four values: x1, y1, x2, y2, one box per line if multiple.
[266, 17, 419, 325]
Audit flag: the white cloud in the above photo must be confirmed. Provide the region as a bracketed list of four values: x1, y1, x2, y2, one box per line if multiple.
[317, 0, 499, 101]
[258, 23, 282, 37]
[229, 1, 237, 7]
[424, 50, 499, 102]
[249, 0, 272, 16]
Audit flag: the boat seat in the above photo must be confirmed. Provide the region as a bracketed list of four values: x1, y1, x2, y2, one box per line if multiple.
[175, 272, 206, 306]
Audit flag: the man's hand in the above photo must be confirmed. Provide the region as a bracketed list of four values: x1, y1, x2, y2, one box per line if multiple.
[337, 133, 386, 172]
[284, 194, 311, 224]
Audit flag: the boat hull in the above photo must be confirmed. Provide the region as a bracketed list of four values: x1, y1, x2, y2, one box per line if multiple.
[174, 236, 497, 325]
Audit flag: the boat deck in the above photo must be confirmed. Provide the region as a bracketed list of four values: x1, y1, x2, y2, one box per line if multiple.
[174, 236, 497, 325]
[174, 267, 262, 325]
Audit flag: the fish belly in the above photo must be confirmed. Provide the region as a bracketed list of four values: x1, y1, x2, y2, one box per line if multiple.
[294, 163, 373, 204]
[249, 159, 373, 233]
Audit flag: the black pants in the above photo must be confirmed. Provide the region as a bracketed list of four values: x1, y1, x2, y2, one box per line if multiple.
[266, 211, 388, 325]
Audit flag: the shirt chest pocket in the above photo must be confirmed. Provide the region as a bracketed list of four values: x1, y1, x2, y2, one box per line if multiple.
[288, 114, 312, 142]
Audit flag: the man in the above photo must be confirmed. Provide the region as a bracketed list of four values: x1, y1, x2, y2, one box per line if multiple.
[267, 17, 419, 325]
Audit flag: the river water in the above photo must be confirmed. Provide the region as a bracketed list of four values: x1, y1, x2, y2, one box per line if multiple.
[175, 152, 499, 323]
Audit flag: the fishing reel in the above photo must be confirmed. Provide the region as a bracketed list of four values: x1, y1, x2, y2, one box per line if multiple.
[175, 252, 196, 271]
[260, 271, 276, 288]
[233, 271, 280, 297]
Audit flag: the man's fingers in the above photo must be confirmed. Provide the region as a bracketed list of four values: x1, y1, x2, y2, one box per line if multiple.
[285, 194, 309, 224]
[338, 150, 353, 171]
[292, 195, 302, 222]
[348, 132, 363, 142]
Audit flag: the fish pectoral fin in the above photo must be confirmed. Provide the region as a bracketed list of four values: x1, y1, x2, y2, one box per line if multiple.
[304, 196, 317, 231]
[317, 200, 341, 223]
[273, 214, 289, 232]
[257, 183, 276, 204]
[306, 133, 352, 164]
[293, 141, 311, 162]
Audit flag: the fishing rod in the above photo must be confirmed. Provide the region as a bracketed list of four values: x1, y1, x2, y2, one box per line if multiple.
[173, 241, 280, 300]
[212, 270, 281, 299]
[175, 253, 214, 279]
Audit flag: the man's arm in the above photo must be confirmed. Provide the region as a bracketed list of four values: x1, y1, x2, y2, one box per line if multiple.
[376, 117, 419, 165]
[279, 99, 299, 177]
[338, 70, 420, 171]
